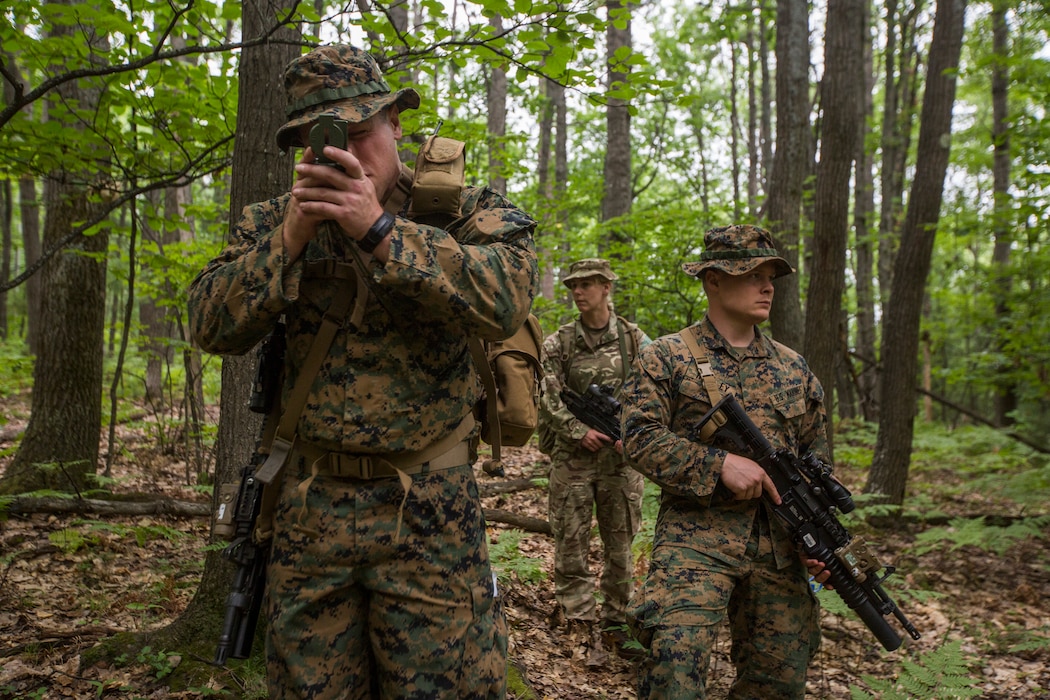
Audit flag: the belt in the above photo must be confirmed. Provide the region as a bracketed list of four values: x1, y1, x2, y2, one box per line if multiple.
[292, 418, 475, 480]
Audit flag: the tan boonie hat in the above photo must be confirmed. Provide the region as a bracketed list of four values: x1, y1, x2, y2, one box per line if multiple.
[681, 225, 794, 279]
[275, 45, 421, 152]
[562, 258, 619, 287]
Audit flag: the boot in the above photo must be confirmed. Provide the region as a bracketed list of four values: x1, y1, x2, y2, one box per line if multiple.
[601, 621, 646, 662]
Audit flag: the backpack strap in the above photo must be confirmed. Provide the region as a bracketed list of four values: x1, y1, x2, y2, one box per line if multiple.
[468, 337, 501, 463]
[679, 326, 723, 443]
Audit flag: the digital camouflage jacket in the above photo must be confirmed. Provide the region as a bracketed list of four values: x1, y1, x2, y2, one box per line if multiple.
[188, 185, 538, 454]
[620, 317, 831, 569]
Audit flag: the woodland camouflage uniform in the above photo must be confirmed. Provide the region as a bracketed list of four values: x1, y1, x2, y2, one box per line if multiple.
[538, 259, 650, 654]
[188, 45, 538, 700]
[621, 226, 828, 699]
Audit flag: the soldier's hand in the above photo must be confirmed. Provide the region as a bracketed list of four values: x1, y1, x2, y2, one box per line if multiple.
[285, 146, 385, 261]
[804, 556, 835, 590]
[580, 428, 614, 452]
[721, 453, 781, 504]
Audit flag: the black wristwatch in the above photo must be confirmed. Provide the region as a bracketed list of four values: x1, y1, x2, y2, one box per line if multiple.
[358, 212, 396, 254]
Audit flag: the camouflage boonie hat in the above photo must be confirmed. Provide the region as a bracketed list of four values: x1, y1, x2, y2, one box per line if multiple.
[682, 225, 794, 279]
[275, 45, 421, 151]
[562, 258, 619, 287]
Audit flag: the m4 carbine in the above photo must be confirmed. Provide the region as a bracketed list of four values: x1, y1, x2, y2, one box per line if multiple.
[213, 461, 267, 665]
[214, 324, 284, 665]
[560, 384, 622, 443]
[697, 394, 921, 651]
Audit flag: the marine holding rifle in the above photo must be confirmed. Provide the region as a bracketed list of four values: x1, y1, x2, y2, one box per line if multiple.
[537, 259, 650, 663]
[620, 226, 831, 699]
[188, 44, 538, 699]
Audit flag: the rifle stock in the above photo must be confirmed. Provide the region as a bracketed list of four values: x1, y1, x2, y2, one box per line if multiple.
[697, 394, 921, 651]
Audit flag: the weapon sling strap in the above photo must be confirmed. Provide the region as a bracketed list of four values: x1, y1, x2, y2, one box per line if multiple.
[254, 161, 416, 492]
[679, 326, 725, 442]
[558, 315, 634, 394]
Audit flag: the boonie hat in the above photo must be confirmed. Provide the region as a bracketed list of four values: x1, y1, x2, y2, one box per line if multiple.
[275, 45, 421, 151]
[681, 225, 794, 279]
[562, 258, 619, 287]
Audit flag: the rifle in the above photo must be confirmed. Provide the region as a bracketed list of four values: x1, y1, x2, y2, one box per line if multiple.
[560, 384, 622, 442]
[696, 394, 921, 651]
[214, 324, 284, 665]
[213, 460, 267, 664]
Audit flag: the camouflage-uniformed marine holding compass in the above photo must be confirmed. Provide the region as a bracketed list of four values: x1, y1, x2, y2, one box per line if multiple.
[620, 225, 832, 699]
[189, 45, 538, 700]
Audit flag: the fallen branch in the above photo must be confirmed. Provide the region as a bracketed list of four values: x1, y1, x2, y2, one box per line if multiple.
[484, 508, 551, 536]
[479, 477, 545, 498]
[2, 495, 554, 535]
[3, 496, 210, 518]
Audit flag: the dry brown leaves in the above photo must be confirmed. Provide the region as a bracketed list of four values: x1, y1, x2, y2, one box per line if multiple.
[1, 410, 1048, 699]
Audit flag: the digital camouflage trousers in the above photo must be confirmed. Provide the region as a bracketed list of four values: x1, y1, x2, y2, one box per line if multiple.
[265, 460, 507, 700]
[629, 523, 821, 699]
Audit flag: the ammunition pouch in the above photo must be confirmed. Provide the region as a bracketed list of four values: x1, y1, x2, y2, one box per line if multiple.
[409, 136, 465, 224]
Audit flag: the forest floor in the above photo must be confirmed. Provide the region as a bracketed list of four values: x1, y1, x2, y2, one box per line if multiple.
[1, 395, 1049, 699]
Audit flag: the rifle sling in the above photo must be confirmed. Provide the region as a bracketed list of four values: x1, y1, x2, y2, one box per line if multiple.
[679, 326, 724, 442]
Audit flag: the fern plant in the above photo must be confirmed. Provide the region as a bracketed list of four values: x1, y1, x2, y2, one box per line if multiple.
[850, 639, 981, 700]
[912, 515, 1050, 556]
[489, 528, 546, 586]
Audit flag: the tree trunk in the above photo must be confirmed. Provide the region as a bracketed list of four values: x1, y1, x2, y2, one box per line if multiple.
[762, 0, 809, 351]
[729, 40, 742, 221]
[804, 0, 864, 442]
[486, 14, 508, 196]
[989, 1, 1015, 427]
[877, 0, 922, 302]
[2, 3, 110, 495]
[536, 78, 555, 299]
[868, 0, 967, 504]
[759, 0, 773, 193]
[746, 11, 759, 218]
[145, 0, 300, 668]
[854, 0, 879, 422]
[0, 180, 10, 339]
[601, 0, 633, 256]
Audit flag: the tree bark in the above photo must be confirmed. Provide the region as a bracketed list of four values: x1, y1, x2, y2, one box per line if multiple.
[854, 0, 879, 422]
[147, 0, 300, 666]
[762, 0, 809, 350]
[804, 0, 864, 442]
[868, 0, 968, 504]
[601, 0, 633, 256]
[486, 14, 508, 196]
[2, 2, 110, 495]
[989, 1, 1015, 427]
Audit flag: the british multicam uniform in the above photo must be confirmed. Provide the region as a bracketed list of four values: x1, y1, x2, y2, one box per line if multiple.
[538, 259, 650, 632]
[188, 45, 538, 700]
[621, 225, 829, 699]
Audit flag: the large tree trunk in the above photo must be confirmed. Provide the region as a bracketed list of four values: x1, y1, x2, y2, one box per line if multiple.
[137, 0, 300, 668]
[762, 0, 809, 350]
[804, 0, 864, 443]
[2, 2, 110, 495]
[867, 0, 967, 504]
